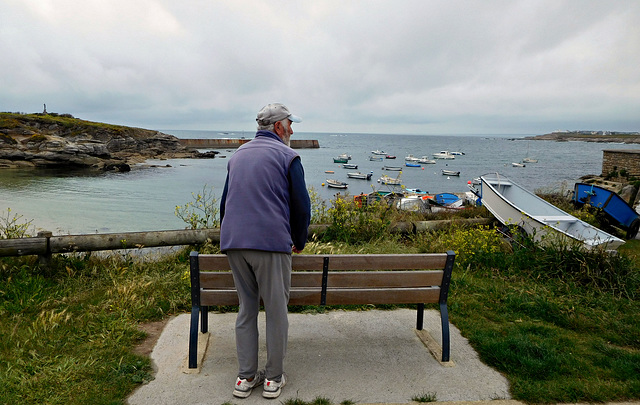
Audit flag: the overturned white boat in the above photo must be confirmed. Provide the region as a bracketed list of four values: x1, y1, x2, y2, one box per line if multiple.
[473, 173, 624, 249]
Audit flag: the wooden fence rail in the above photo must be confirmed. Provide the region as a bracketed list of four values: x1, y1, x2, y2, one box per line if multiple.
[0, 218, 491, 259]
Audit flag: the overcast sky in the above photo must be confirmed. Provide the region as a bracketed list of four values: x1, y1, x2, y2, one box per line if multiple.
[1, 1, 639, 135]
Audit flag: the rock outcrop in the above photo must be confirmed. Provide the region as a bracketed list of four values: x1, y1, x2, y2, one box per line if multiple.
[0, 112, 192, 170]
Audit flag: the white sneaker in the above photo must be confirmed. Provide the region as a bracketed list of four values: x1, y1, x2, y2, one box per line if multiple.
[262, 373, 287, 399]
[233, 370, 265, 398]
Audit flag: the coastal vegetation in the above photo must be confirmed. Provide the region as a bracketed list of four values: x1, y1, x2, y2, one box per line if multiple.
[0, 189, 639, 404]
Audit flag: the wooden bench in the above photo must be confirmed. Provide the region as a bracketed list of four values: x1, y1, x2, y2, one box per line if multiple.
[188, 251, 456, 369]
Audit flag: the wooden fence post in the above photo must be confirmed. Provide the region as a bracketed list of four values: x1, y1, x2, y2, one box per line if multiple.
[37, 231, 53, 274]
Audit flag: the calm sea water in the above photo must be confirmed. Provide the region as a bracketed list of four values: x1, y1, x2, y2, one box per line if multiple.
[0, 131, 636, 235]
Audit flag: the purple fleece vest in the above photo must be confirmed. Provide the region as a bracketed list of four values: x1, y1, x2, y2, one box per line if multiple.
[220, 134, 299, 253]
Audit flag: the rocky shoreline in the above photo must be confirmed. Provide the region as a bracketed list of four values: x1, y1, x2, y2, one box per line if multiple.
[0, 112, 195, 171]
[524, 131, 640, 144]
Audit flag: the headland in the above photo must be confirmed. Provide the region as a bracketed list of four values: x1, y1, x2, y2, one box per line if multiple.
[525, 130, 640, 144]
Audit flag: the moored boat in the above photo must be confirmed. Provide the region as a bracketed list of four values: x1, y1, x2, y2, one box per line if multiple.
[405, 154, 420, 162]
[472, 173, 624, 249]
[433, 151, 455, 160]
[382, 165, 402, 171]
[378, 174, 402, 185]
[347, 171, 373, 180]
[333, 157, 348, 163]
[512, 162, 525, 167]
[441, 169, 460, 176]
[385, 155, 396, 159]
[418, 156, 436, 164]
[369, 155, 384, 161]
[342, 163, 358, 169]
[371, 150, 386, 155]
[326, 179, 348, 189]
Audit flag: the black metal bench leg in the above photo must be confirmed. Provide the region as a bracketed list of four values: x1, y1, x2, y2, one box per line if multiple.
[188, 305, 200, 369]
[200, 305, 209, 333]
[439, 302, 450, 362]
[416, 303, 424, 330]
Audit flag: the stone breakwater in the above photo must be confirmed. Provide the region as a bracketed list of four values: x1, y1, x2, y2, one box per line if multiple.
[178, 138, 319, 149]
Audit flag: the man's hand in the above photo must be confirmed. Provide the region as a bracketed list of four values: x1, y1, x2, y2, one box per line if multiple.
[292, 246, 302, 254]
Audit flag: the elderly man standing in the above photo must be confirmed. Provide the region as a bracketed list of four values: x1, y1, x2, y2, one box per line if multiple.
[219, 103, 311, 399]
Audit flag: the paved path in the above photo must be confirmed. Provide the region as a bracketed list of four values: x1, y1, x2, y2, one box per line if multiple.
[128, 308, 511, 404]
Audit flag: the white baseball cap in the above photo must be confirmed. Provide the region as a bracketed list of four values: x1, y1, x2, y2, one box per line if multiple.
[256, 103, 302, 125]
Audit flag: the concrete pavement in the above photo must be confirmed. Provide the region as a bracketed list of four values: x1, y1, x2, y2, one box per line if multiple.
[127, 308, 511, 404]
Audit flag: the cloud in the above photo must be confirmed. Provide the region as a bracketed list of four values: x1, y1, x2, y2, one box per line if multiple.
[1, 0, 639, 134]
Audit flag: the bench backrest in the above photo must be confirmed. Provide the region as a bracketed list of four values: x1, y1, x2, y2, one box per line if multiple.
[190, 252, 455, 307]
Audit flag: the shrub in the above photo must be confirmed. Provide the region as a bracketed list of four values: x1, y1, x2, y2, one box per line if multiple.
[174, 185, 219, 230]
[0, 208, 33, 239]
[321, 193, 393, 243]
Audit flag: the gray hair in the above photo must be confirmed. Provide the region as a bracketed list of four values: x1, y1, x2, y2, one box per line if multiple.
[257, 122, 275, 131]
[257, 118, 288, 132]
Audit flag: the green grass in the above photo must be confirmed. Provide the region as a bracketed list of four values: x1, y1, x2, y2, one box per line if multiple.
[0, 252, 192, 404]
[1, 198, 639, 404]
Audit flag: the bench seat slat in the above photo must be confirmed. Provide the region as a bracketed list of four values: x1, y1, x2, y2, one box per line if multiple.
[200, 271, 444, 289]
[200, 287, 441, 306]
[319, 254, 448, 270]
[196, 253, 449, 272]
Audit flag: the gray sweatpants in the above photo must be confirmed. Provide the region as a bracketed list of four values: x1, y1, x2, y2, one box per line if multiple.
[226, 250, 291, 381]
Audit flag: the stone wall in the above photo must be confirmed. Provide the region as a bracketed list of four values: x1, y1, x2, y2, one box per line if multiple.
[602, 149, 640, 177]
[179, 138, 319, 149]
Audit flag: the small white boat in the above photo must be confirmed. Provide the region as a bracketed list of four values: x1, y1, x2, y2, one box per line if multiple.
[337, 153, 352, 160]
[369, 155, 384, 161]
[342, 163, 358, 169]
[441, 169, 460, 176]
[382, 165, 403, 171]
[522, 143, 537, 163]
[378, 174, 402, 185]
[418, 156, 436, 164]
[371, 150, 386, 155]
[326, 179, 348, 189]
[474, 173, 624, 249]
[405, 154, 420, 162]
[450, 151, 465, 155]
[433, 151, 455, 160]
[396, 195, 430, 212]
[347, 171, 373, 180]
[512, 162, 526, 167]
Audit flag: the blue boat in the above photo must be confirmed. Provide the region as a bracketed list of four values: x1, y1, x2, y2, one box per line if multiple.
[433, 193, 462, 207]
[405, 162, 421, 167]
[573, 183, 640, 239]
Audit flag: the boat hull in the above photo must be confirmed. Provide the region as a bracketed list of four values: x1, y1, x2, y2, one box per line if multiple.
[441, 169, 460, 176]
[347, 171, 373, 180]
[574, 183, 640, 238]
[326, 179, 348, 189]
[479, 173, 624, 249]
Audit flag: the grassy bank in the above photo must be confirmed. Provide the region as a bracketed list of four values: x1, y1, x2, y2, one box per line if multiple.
[1, 196, 639, 404]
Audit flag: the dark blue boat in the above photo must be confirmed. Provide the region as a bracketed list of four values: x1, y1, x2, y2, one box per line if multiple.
[573, 183, 640, 239]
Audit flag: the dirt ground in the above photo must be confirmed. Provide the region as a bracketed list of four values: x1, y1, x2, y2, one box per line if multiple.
[133, 319, 171, 357]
